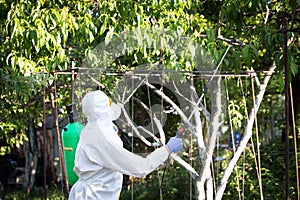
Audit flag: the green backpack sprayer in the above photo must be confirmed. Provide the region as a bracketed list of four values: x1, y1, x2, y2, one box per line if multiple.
[62, 104, 84, 186]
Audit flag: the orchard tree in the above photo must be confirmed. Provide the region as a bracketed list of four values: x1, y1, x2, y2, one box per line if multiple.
[0, 0, 299, 199]
[0, 0, 98, 192]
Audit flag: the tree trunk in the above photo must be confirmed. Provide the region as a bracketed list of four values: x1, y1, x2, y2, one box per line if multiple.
[24, 118, 38, 194]
[195, 76, 223, 199]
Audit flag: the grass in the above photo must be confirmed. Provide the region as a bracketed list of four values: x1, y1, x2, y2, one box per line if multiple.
[2, 187, 67, 200]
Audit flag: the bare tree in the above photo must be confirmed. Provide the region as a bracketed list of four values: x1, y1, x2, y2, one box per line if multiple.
[114, 63, 275, 199]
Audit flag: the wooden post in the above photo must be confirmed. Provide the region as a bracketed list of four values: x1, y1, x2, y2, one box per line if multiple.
[283, 19, 290, 200]
[49, 87, 70, 195]
[43, 86, 47, 200]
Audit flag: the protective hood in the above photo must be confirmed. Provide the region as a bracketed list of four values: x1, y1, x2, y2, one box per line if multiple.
[82, 90, 121, 124]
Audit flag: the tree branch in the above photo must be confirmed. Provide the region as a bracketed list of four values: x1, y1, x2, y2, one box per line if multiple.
[216, 63, 276, 199]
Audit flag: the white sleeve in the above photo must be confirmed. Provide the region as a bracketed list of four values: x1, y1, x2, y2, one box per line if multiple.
[99, 144, 169, 177]
[81, 125, 170, 178]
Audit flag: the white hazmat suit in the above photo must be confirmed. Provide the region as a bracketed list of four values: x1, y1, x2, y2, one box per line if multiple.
[68, 90, 182, 200]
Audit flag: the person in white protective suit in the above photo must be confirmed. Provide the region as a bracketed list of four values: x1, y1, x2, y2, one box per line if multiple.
[68, 90, 183, 200]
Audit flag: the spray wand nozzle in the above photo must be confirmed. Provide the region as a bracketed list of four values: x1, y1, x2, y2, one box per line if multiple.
[175, 123, 190, 138]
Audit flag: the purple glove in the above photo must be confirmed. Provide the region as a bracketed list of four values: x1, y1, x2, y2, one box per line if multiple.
[166, 137, 183, 153]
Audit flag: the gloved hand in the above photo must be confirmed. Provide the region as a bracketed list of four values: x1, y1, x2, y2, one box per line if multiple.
[166, 137, 183, 153]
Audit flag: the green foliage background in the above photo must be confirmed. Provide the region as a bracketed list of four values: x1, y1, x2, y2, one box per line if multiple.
[0, 0, 299, 199]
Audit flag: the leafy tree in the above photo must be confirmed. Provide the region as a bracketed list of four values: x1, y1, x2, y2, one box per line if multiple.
[0, 0, 299, 199]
